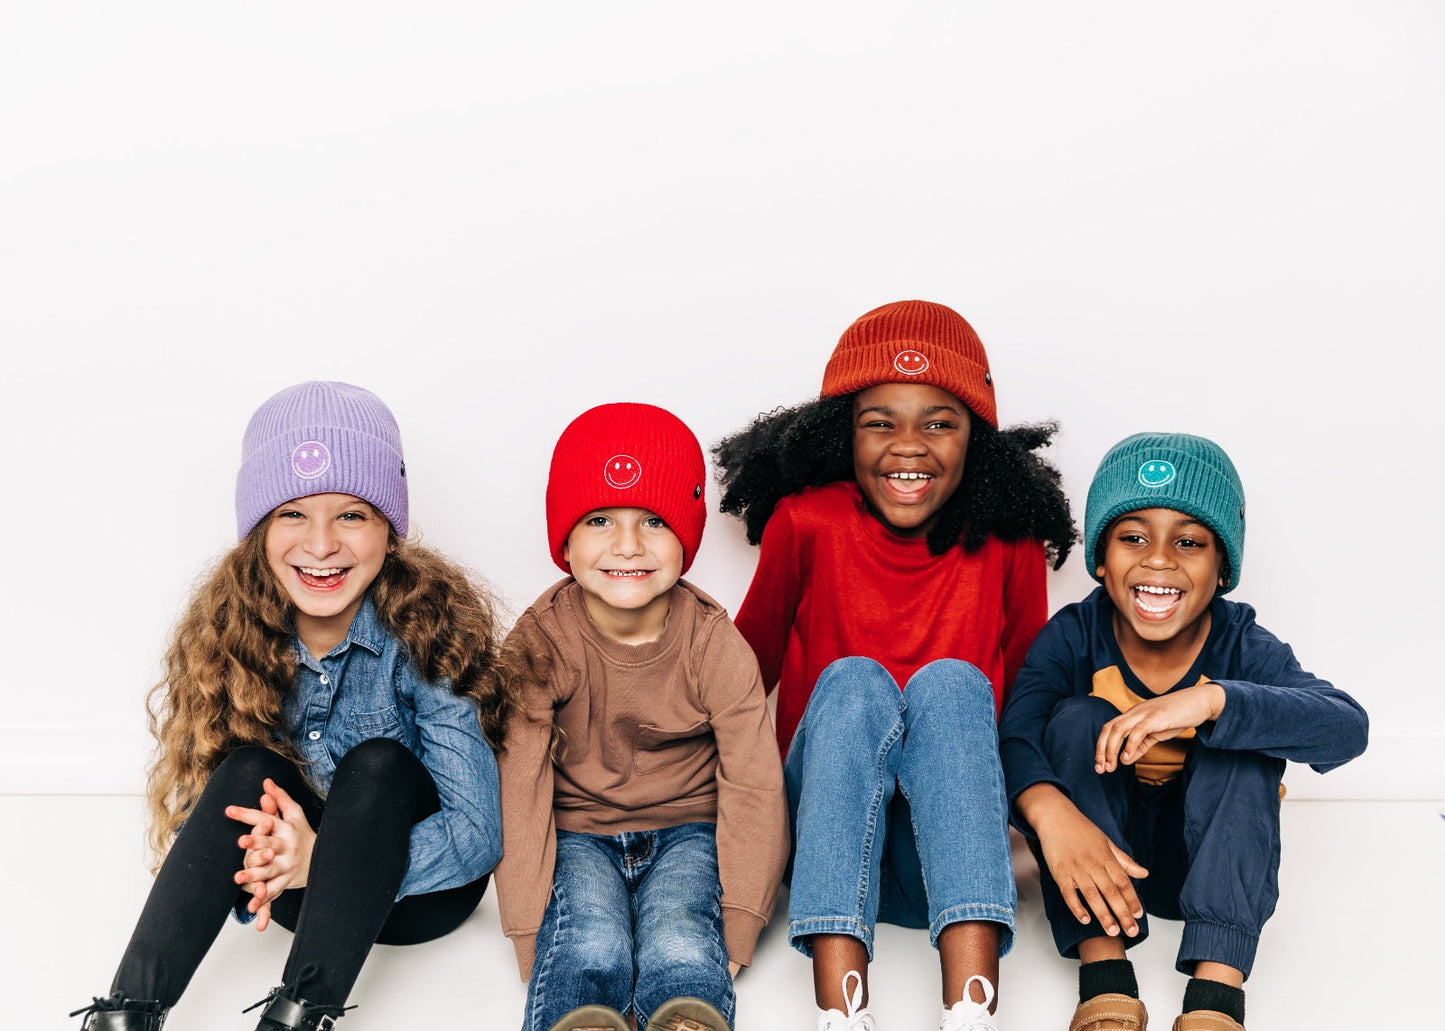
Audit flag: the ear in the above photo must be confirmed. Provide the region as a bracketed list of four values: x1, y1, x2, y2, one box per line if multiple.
[1095, 565, 1105, 578]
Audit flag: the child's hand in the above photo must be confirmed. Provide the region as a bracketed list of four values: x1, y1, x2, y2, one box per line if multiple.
[226, 778, 316, 932]
[1021, 786, 1147, 938]
[1095, 683, 1226, 773]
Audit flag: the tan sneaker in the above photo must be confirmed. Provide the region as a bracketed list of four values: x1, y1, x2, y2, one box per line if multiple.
[1070, 993, 1148, 1031]
[649, 997, 731, 1031]
[1171, 1011, 1243, 1031]
[546, 1004, 630, 1031]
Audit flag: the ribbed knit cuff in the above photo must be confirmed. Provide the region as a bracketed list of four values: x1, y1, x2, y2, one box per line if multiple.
[1177, 921, 1260, 978]
[722, 907, 766, 967]
[510, 934, 536, 983]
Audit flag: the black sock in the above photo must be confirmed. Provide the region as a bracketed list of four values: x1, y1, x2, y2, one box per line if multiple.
[1182, 978, 1245, 1023]
[1078, 959, 1139, 1003]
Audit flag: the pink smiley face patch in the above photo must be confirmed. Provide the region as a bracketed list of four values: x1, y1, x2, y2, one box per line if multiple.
[894, 350, 930, 376]
[604, 454, 642, 489]
[292, 440, 331, 479]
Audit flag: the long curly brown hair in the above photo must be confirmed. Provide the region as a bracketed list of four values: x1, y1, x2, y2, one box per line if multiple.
[144, 515, 515, 864]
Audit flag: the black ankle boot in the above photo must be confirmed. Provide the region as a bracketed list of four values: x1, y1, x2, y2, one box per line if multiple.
[69, 995, 167, 1030]
[246, 986, 352, 1031]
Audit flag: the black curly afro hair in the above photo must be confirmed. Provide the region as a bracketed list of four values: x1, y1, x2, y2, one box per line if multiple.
[714, 394, 1076, 569]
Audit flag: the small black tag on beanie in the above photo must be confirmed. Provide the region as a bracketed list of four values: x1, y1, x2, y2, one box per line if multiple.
[400, 462, 406, 477]
[694, 484, 702, 499]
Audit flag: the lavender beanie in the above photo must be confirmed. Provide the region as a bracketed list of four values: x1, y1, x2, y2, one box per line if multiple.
[235, 381, 408, 540]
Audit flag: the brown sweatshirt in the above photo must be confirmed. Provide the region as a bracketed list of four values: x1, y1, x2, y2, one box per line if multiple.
[495, 578, 789, 980]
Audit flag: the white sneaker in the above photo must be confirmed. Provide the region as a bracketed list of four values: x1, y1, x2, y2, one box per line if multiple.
[939, 975, 998, 1031]
[817, 970, 879, 1031]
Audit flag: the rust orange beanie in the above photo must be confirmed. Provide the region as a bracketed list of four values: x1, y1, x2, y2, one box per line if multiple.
[820, 299, 998, 428]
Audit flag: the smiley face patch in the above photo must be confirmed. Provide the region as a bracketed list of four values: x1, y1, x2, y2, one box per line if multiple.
[604, 454, 642, 489]
[292, 440, 332, 479]
[1138, 459, 1176, 488]
[893, 350, 930, 376]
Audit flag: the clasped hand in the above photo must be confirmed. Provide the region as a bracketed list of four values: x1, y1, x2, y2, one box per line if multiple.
[1094, 682, 1225, 773]
[225, 778, 316, 932]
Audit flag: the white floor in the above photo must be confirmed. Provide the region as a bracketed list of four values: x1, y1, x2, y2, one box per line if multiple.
[15, 797, 1441, 1030]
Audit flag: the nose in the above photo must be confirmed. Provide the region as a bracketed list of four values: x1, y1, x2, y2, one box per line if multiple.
[304, 519, 341, 559]
[1140, 540, 1175, 570]
[611, 522, 645, 558]
[889, 424, 927, 455]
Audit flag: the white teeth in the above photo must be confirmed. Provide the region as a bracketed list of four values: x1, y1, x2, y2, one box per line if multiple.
[886, 472, 932, 480]
[300, 567, 344, 577]
[1134, 584, 1181, 614]
[606, 570, 648, 577]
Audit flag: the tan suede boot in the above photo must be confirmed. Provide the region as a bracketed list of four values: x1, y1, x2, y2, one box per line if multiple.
[1070, 993, 1148, 1031]
[1171, 1010, 1244, 1031]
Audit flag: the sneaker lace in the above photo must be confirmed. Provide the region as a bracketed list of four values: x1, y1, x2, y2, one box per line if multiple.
[819, 970, 878, 1031]
[939, 975, 998, 1031]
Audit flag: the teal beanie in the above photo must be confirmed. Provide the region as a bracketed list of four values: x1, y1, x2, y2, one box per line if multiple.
[1084, 432, 1246, 593]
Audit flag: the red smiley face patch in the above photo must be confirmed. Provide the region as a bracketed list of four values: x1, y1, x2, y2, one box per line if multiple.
[603, 454, 642, 489]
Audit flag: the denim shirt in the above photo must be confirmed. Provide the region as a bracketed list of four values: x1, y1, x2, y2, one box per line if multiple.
[281, 595, 502, 900]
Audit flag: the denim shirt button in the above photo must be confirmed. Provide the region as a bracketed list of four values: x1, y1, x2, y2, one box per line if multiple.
[308, 730, 321, 741]
[319, 675, 329, 685]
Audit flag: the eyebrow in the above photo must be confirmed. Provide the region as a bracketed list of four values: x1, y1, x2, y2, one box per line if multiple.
[855, 403, 965, 418]
[1115, 514, 1210, 532]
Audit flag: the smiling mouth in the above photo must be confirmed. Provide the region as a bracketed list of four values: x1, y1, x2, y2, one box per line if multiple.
[603, 569, 653, 578]
[1132, 584, 1182, 616]
[297, 566, 350, 590]
[881, 471, 935, 501]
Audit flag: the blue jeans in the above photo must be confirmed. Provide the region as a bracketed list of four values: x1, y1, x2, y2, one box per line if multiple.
[523, 823, 734, 1031]
[785, 657, 1016, 959]
[1037, 695, 1283, 977]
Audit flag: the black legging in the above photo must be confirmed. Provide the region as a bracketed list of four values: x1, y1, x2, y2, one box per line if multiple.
[111, 739, 488, 1008]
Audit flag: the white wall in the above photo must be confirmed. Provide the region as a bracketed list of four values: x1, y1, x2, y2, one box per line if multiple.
[2, 2, 1440, 800]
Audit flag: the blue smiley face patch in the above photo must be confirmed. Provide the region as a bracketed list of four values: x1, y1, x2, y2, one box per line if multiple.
[1138, 459, 1176, 488]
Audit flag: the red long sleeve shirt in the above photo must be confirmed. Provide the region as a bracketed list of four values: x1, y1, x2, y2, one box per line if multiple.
[733, 481, 1049, 754]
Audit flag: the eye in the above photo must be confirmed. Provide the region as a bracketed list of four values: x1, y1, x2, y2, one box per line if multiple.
[1117, 532, 1147, 545]
[585, 515, 610, 527]
[644, 515, 668, 530]
[274, 509, 303, 520]
[924, 419, 956, 431]
[339, 510, 368, 521]
[1177, 537, 1208, 550]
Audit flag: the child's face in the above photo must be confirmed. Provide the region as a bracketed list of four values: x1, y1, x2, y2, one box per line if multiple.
[1099, 508, 1225, 648]
[851, 382, 970, 538]
[265, 492, 392, 650]
[564, 507, 684, 635]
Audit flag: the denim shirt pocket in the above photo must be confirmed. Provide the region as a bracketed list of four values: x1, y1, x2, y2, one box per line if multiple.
[346, 704, 406, 743]
[632, 720, 711, 775]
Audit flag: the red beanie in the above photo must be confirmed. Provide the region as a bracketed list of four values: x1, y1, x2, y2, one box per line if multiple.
[546, 403, 708, 574]
[820, 299, 998, 428]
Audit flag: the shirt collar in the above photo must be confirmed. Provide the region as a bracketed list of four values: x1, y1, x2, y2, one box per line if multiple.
[294, 594, 387, 665]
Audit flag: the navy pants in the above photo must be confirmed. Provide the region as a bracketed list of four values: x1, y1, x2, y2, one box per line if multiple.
[1037, 695, 1283, 978]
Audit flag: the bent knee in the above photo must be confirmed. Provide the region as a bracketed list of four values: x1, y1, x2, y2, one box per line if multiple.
[903, 659, 994, 714]
[333, 736, 425, 783]
[1042, 695, 1121, 760]
[810, 657, 902, 714]
[210, 746, 299, 797]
